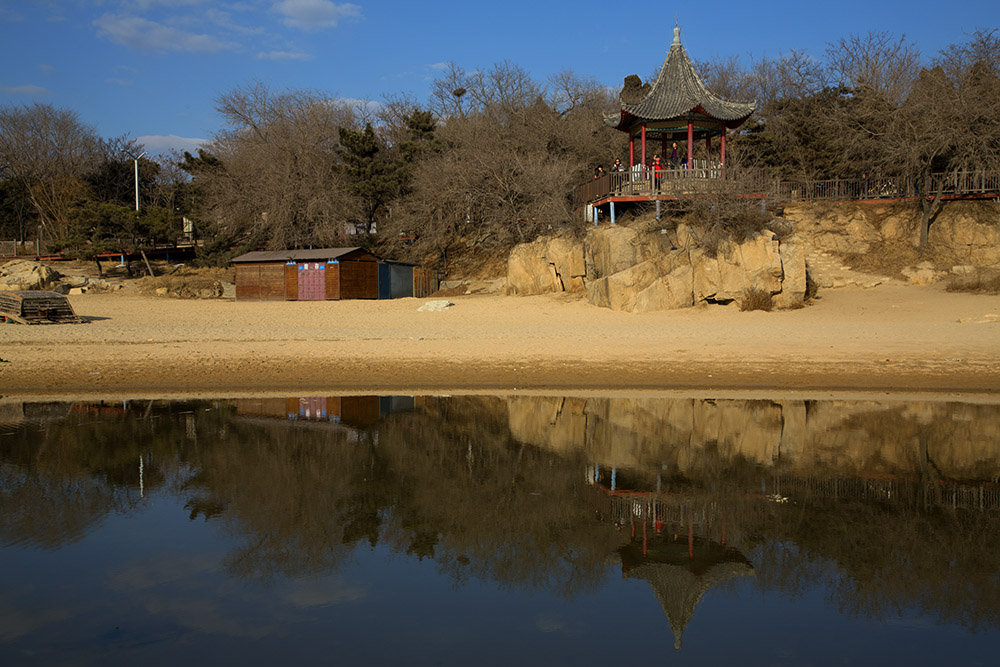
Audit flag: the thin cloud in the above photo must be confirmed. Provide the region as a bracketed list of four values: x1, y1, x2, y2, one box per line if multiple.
[137, 134, 208, 155]
[0, 85, 51, 96]
[257, 50, 312, 61]
[428, 62, 449, 71]
[274, 0, 362, 32]
[93, 14, 238, 53]
[38, 64, 54, 73]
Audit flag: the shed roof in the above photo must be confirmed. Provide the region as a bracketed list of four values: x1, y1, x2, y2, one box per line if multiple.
[608, 25, 755, 132]
[231, 247, 375, 264]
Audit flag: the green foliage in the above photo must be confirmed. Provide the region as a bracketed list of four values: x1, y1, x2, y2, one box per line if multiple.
[52, 201, 180, 259]
[335, 123, 408, 233]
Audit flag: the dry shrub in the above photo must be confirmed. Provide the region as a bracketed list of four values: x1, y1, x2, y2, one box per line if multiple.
[135, 266, 234, 298]
[844, 241, 958, 278]
[740, 287, 773, 312]
[946, 270, 1000, 295]
[685, 196, 774, 257]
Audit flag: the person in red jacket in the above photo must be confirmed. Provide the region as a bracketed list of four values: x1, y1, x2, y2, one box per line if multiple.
[651, 154, 663, 192]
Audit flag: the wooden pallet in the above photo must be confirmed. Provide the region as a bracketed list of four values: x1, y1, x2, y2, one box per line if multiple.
[0, 290, 85, 324]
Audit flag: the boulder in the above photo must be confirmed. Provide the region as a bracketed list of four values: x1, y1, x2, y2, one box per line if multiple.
[585, 225, 671, 280]
[773, 236, 808, 308]
[507, 237, 559, 295]
[546, 237, 586, 291]
[418, 300, 454, 312]
[0, 260, 62, 291]
[587, 250, 692, 313]
[901, 265, 945, 285]
[506, 236, 585, 295]
[634, 263, 694, 312]
[693, 231, 783, 302]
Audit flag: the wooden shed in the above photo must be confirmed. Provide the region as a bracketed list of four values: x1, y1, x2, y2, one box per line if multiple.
[231, 247, 379, 301]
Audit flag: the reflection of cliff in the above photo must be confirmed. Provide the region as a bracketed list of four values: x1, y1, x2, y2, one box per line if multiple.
[507, 396, 1000, 481]
[3, 395, 1000, 634]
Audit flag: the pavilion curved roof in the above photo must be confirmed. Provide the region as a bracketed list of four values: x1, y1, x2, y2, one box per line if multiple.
[608, 26, 756, 132]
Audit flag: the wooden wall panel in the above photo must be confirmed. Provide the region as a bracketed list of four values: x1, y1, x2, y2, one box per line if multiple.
[234, 264, 260, 300]
[284, 264, 298, 300]
[325, 262, 341, 300]
[339, 260, 378, 299]
[258, 264, 286, 300]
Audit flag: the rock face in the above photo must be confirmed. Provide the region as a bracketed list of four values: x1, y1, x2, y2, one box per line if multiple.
[783, 200, 1000, 266]
[508, 226, 806, 312]
[691, 231, 784, 303]
[506, 235, 585, 295]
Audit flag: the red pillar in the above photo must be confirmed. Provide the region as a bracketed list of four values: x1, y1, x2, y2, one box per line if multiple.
[688, 515, 694, 559]
[629, 135, 635, 168]
[686, 119, 694, 168]
[641, 123, 647, 168]
[720, 129, 726, 167]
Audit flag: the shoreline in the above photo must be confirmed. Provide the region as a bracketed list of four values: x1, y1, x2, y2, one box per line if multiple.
[2, 286, 999, 397]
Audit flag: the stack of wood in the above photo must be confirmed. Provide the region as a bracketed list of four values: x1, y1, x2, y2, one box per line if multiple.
[0, 290, 85, 324]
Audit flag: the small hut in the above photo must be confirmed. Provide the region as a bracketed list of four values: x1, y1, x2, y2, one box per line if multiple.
[231, 247, 379, 301]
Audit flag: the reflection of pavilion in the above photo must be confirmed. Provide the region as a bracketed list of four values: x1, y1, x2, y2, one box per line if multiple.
[587, 471, 755, 649]
[621, 536, 753, 650]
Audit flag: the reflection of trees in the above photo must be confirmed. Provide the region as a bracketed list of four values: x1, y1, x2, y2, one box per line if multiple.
[375, 396, 620, 596]
[3, 395, 1000, 632]
[756, 500, 1000, 630]
[0, 400, 207, 548]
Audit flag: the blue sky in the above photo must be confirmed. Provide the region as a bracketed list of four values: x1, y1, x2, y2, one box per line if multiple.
[1, 0, 997, 155]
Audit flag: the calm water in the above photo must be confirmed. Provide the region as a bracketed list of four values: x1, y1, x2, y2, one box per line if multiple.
[2, 394, 999, 665]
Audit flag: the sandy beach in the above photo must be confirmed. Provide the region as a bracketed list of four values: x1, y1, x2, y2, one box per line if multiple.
[2, 283, 999, 396]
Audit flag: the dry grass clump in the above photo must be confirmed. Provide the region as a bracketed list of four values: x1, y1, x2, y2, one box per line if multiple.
[946, 270, 1000, 295]
[844, 241, 957, 278]
[135, 266, 234, 298]
[740, 287, 774, 312]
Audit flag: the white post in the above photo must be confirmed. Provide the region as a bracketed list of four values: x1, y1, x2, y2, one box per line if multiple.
[134, 151, 147, 212]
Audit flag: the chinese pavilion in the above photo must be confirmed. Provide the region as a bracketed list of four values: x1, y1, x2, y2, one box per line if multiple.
[607, 25, 755, 169]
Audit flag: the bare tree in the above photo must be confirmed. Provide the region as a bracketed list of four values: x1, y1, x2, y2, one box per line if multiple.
[0, 103, 103, 238]
[933, 28, 1000, 83]
[192, 82, 359, 251]
[825, 31, 921, 106]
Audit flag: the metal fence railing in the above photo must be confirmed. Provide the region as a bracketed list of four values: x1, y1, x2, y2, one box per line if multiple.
[576, 168, 1000, 206]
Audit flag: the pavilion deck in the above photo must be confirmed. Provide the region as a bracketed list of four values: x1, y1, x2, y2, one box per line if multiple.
[576, 168, 1000, 210]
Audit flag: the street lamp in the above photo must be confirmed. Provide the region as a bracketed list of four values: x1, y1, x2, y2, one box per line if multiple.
[133, 151, 147, 212]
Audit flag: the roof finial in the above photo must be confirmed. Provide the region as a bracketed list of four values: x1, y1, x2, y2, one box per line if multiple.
[672, 19, 681, 47]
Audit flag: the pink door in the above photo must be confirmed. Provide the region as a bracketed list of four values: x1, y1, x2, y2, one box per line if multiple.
[297, 263, 326, 301]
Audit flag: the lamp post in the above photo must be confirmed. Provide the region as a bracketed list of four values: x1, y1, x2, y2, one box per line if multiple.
[133, 151, 147, 212]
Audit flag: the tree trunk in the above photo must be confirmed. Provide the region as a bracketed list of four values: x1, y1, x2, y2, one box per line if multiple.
[918, 173, 944, 250]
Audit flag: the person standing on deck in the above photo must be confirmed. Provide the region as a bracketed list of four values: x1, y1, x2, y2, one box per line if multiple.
[652, 154, 664, 192]
[669, 142, 679, 169]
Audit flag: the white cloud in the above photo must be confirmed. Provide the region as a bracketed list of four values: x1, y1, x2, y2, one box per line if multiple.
[428, 62, 449, 71]
[0, 84, 50, 96]
[257, 50, 312, 61]
[274, 0, 362, 31]
[38, 64, 54, 73]
[93, 13, 238, 53]
[137, 134, 208, 154]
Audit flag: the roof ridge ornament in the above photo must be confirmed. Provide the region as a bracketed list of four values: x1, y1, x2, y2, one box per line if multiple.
[672, 22, 681, 48]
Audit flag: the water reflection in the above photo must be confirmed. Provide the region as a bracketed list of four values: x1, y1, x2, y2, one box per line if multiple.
[2, 393, 999, 658]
